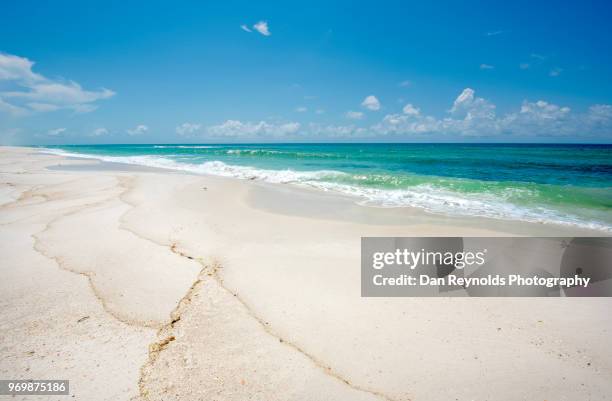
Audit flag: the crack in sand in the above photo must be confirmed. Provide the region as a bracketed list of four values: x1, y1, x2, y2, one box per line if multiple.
[150, 242, 401, 401]
[5, 162, 402, 400]
[112, 177, 401, 401]
[0, 176, 91, 211]
[8, 167, 401, 400]
[136, 264, 209, 401]
[30, 176, 162, 329]
[0, 183, 48, 224]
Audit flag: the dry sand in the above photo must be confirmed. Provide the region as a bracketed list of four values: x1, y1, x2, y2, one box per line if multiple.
[0, 146, 610, 401]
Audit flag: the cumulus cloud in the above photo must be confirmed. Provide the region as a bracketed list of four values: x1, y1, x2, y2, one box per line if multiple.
[127, 124, 148, 136]
[253, 21, 271, 36]
[157, 88, 612, 141]
[372, 112, 440, 136]
[361, 95, 381, 111]
[371, 88, 612, 139]
[402, 103, 420, 116]
[199, 89, 611, 140]
[520, 100, 570, 119]
[0, 52, 114, 115]
[207, 120, 299, 138]
[374, 88, 500, 137]
[175, 122, 201, 136]
[307, 123, 364, 138]
[346, 111, 364, 120]
[584, 105, 612, 136]
[196, 91, 612, 140]
[587, 104, 612, 123]
[450, 88, 496, 120]
[500, 100, 571, 136]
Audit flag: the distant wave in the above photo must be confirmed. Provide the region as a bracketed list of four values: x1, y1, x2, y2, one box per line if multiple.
[40, 148, 612, 233]
[224, 148, 339, 159]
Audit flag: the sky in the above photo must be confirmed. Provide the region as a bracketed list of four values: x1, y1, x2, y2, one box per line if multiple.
[1, 0, 612, 144]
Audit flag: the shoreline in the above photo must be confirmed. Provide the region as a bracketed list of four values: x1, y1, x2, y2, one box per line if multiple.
[34, 146, 611, 236]
[1, 146, 611, 401]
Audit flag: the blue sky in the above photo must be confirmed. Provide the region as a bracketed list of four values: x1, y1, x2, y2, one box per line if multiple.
[1, 0, 612, 144]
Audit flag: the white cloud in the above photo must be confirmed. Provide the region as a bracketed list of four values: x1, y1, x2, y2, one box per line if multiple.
[480, 64, 494, 70]
[0, 52, 115, 115]
[439, 89, 498, 136]
[500, 100, 571, 136]
[253, 21, 271, 36]
[315, 109, 325, 115]
[3, 82, 114, 106]
[519, 63, 530, 70]
[90, 127, 109, 137]
[376, 88, 497, 136]
[207, 120, 299, 138]
[370, 88, 612, 139]
[240, 24, 252, 33]
[486, 30, 504, 36]
[531, 53, 546, 61]
[47, 128, 66, 136]
[398, 80, 412, 88]
[402, 103, 420, 116]
[196, 92, 612, 140]
[587, 104, 612, 123]
[361, 95, 381, 111]
[127, 124, 148, 136]
[346, 111, 364, 120]
[0, 53, 42, 82]
[450, 88, 496, 120]
[295, 106, 308, 112]
[450, 88, 474, 112]
[175, 122, 201, 136]
[520, 100, 570, 119]
[372, 113, 440, 135]
[307, 123, 363, 138]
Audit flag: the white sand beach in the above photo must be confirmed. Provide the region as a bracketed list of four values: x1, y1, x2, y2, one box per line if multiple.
[1, 146, 611, 401]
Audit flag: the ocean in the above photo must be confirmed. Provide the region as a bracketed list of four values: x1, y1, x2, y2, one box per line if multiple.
[40, 143, 612, 232]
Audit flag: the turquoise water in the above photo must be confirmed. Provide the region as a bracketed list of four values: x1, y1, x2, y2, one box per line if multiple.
[41, 144, 612, 232]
